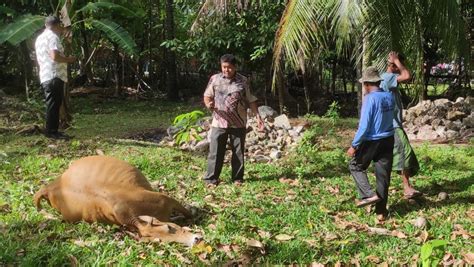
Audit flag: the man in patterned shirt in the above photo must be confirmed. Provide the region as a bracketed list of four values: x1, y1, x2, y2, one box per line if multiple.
[203, 54, 264, 186]
[35, 16, 75, 139]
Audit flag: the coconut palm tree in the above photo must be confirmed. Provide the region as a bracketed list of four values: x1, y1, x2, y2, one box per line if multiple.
[194, 0, 469, 109]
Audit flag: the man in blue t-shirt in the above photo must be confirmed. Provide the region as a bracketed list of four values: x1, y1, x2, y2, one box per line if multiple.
[347, 66, 395, 222]
[380, 52, 421, 199]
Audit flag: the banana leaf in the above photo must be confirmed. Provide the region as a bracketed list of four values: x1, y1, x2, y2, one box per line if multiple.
[90, 19, 138, 56]
[0, 14, 45, 46]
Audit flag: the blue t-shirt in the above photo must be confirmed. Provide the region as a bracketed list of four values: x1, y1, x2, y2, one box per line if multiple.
[351, 90, 395, 148]
[380, 72, 403, 128]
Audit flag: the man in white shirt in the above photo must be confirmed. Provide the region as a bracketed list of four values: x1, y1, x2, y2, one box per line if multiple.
[35, 16, 75, 139]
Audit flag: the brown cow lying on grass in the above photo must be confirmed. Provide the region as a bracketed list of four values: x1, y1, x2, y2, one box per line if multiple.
[34, 155, 201, 247]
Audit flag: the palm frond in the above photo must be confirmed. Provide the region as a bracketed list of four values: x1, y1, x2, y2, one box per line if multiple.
[327, 0, 365, 55]
[0, 14, 45, 46]
[90, 19, 138, 56]
[75, 1, 139, 19]
[271, 0, 322, 90]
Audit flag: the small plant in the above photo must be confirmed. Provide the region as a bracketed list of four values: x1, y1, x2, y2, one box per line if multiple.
[324, 101, 341, 124]
[420, 240, 448, 267]
[172, 110, 205, 145]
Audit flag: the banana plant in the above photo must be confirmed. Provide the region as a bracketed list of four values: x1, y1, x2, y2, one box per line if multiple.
[0, 0, 140, 56]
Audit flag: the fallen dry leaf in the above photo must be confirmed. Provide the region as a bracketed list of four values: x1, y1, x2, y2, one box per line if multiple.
[246, 239, 264, 249]
[391, 230, 408, 239]
[173, 252, 191, 264]
[257, 229, 271, 239]
[274, 234, 294, 241]
[366, 255, 381, 263]
[451, 224, 472, 240]
[442, 253, 455, 266]
[68, 255, 78, 267]
[278, 177, 300, 186]
[95, 149, 104, 155]
[324, 232, 338, 241]
[327, 185, 340, 195]
[463, 252, 474, 264]
[39, 210, 57, 220]
[310, 263, 325, 267]
[418, 230, 429, 243]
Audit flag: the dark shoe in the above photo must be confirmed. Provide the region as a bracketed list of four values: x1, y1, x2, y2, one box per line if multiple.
[45, 132, 70, 140]
[355, 195, 381, 208]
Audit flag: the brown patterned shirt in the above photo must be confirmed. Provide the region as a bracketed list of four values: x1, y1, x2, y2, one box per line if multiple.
[204, 73, 257, 128]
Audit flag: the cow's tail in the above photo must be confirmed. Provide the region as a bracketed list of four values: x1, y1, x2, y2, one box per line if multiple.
[34, 187, 49, 210]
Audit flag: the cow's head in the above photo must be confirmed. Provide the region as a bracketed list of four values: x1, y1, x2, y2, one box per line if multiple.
[136, 216, 201, 247]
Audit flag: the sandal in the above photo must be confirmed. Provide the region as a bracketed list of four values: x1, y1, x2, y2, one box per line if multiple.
[404, 190, 422, 199]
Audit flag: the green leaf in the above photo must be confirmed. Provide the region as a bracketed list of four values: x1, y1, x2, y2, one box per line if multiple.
[0, 14, 45, 46]
[76, 1, 139, 18]
[90, 19, 138, 56]
[0, 6, 16, 16]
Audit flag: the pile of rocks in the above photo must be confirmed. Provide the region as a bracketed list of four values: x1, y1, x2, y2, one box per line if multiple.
[403, 96, 473, 141]
[162, 106, 308, 163]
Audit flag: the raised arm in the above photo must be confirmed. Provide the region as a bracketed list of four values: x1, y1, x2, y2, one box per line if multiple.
[389, 51, 411, 83]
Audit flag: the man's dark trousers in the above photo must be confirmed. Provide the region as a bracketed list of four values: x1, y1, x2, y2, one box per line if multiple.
[204, 127, 246, 184]
[349, 136, 394, 214]
[41, 77, 64, 134]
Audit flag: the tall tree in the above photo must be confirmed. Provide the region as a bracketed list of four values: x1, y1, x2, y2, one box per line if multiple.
[165, 0, 179, 100]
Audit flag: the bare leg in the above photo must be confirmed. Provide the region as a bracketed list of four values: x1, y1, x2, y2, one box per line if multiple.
[402, 170, 421, 198]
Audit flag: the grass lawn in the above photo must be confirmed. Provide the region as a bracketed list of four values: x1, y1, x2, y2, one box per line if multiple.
[1, 95, 473, 265]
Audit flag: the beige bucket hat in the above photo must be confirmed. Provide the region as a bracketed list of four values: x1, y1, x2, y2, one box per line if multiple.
[359, 66, 383, 83]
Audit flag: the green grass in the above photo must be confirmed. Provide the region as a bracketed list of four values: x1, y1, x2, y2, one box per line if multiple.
[1, 95, 473, 265]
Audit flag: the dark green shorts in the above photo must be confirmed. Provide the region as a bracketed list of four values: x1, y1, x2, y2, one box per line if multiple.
[393, 128, 419, 176]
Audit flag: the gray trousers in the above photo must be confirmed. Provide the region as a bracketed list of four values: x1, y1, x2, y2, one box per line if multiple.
[204, 127, 246, 184]
[349, 136, 394, 214]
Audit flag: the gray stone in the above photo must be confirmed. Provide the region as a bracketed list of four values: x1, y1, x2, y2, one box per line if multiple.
[445, 120, 462, 131]
[416, 125, 438, 140]
[270, 150, 282, 160]
[445, 130, 459, 139]
[411, 216, 428, 228]
[254, 155, 271, 163]
[433, 98, 452, 107]
[258, 105, 278, 119]
[166, 126, 180, 137]
[194, 139, 209, 152]
[294, 125, 305, 134]
[462, 114, 474, 128]
[437, 192, 449, 201]
[274, 114, 292, 129]
[431, 118, 443, 127]
[447, 110, 466, 121]
[435, 126, 446, 137]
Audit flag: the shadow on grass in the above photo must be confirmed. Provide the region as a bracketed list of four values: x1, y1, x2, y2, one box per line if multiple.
[390, 174, 474, 216]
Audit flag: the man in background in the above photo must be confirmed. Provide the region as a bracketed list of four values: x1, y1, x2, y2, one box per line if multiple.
[380, 51, 421, 199]
[35, 16, 75, 139]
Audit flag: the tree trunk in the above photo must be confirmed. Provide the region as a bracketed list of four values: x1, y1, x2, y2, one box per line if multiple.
[331, 61, 336, 95]
[165, 0, 179, 100]
[114, 43, 121, 96]
[20, 42, 33, 100]
[78, 13, 92, 83]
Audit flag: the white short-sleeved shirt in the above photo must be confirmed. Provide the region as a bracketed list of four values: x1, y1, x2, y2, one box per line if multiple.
[35, 29, 68, 83]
